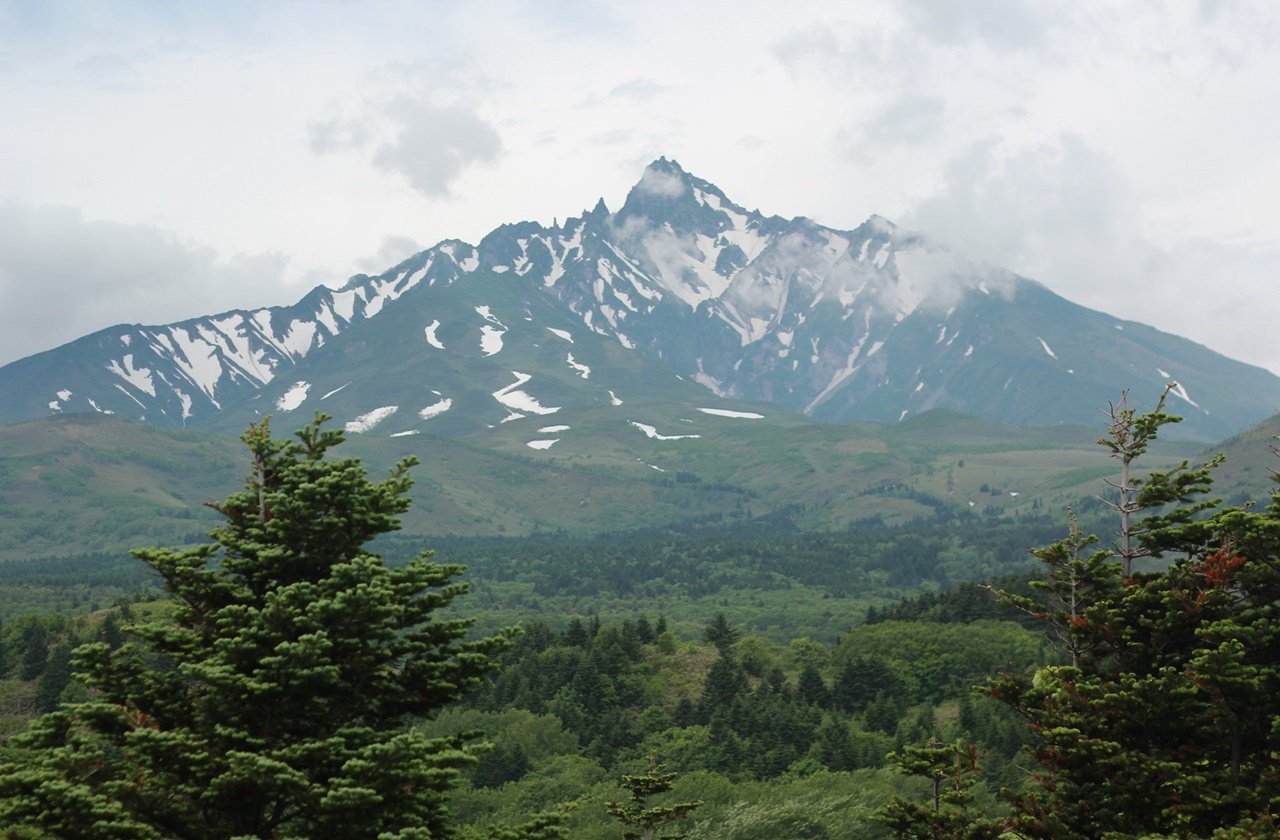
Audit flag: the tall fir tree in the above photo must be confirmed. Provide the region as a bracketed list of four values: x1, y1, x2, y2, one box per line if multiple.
[990, 391, 1280, 838]
[0, 415, 518, 839]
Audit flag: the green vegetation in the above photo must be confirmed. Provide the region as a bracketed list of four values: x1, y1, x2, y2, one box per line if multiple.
[0, 416, 523, 838]
[3, 393, 1279, 837]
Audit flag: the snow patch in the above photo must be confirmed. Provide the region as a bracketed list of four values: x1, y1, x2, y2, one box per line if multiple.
[526, 439, 559, 450]
[697, 408, 764, 419]
[538, 424, 570, 433]
[56, 389, 72, 401]
[1037, 337, 1058, 360]
[390, 430, 420, 437]
[424, 320, 445, 349]
[107, 355, 157, 396]
[345, 405, 398, 433]
[321, 382, 351, 400]
[567, 353, 591, 379]
[480, 325, 506, 356]
[276, 381, 310, 412]
[493, 371, 561, 415]
[629, 421, 701, 441]
[418, 398, 453, 420]
[608, 390, 624, 406]
[547, 327, 573, 343]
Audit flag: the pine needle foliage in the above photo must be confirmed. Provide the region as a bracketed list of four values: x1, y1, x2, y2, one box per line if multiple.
[0, 414, 515, 839]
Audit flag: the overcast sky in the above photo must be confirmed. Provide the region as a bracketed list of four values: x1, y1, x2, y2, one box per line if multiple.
[2, 0, 1279, 373]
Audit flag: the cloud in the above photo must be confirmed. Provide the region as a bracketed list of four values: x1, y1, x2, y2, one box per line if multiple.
[896, 0, 1055, 49]
[371, 99, 502, 197]
[308, 87, 502, 198]
[0, 202, 290, 366]
[900, 134, 1280, 370]
[632, 166, 686, 198]
[353, 235, 422, 274]
[840, 94, 946, 157]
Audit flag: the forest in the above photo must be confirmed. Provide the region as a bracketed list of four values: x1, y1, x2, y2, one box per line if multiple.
[0, 394, 1278, 838]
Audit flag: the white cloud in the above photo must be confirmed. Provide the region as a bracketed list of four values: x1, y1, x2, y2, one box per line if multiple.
[0, 202, 290, 365]
[632, 166, 686, 198]
[309, 97, 502, 198]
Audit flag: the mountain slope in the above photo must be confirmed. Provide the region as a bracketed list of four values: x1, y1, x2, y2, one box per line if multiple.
[3, 158, 1277, 440]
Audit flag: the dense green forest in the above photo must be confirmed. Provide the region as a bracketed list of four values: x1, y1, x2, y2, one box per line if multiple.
[2, 396, 1278, 838]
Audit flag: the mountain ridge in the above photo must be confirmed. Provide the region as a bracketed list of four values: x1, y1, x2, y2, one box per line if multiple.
[3, 157, 1277, 441]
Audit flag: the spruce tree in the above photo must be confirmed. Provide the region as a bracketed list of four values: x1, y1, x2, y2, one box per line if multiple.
[990, 392, 1280, 837]
[0, 415, 515, 839]
[606, 754, 701, 840]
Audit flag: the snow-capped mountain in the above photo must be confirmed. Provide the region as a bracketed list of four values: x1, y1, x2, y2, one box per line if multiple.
[3, 158, 1278, 440]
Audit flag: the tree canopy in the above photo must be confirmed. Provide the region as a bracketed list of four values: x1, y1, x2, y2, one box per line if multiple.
[0, 415, 513, 839]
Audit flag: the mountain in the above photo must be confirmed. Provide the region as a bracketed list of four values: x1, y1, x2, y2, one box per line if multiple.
[3, 158, 1278, 440]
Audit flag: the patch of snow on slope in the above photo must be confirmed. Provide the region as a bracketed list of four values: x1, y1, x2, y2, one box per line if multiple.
[1169, 381, 1200, 408]
[526, 439, 559, 450]
[87, 398, 113, 414]
[480, 326, 506, 356]
[163, 327, 222, 403]
[567, 354, 591, 379]
[176, 390, 193, 421]
[608, 390, 623, 406]
[321, 382, 351, 400]
[113, 383, 147, 409]
[276, 381, 310, 411]
[57, 389, 72, 401]
[803, 309, 874, 414]
[419, 398, 452, 420]
[345, 405, 398, 433]
[120, 334, 132, 346]
[281, 320, 318, 358]
[493, 371, 561, 415]
[1038, 337, 1058, 359]
[48, 400, 61, 411]
[331, 290, 357, 321]
[629, 421, 701, 441]
[965, 345, 973, 357]
[476, 305, 506, 327]
[390, 430, 420, 437]
[1157, 370, 1201, 408]
[204, 315, 274, 384]
[538, 424, 570, 433]
[107, 355, 157, 396]
[547, 327, 573, 343]
[697, 408, 764, 419]
[424, 320, 445, 349]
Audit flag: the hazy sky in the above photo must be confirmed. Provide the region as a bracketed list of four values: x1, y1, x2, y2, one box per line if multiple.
[3, 0, 1279, 373]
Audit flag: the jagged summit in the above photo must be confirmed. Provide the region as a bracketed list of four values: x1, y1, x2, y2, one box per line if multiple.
[2, 159, 1278, 441]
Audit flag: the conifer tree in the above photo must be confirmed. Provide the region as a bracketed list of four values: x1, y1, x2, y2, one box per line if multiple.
[606, 754, 701, 840]
[990, 392, 1280, 837]
[875, 739, 1003, 839]
[0, 415, 517, 839]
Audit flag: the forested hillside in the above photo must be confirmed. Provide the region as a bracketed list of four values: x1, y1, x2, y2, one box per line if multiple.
[2, 394, 1279, 838]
